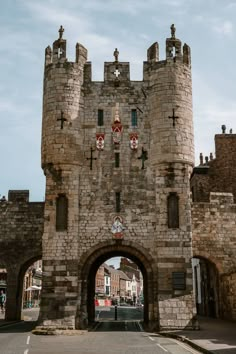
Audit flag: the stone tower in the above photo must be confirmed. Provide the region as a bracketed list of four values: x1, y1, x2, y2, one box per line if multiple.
[39, 25, 196, 331]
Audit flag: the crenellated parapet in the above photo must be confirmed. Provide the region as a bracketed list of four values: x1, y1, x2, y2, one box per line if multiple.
[44, 26, 87, 68]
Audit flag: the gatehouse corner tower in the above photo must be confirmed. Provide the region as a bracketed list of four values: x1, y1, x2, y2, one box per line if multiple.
[39, 25, 196, 331]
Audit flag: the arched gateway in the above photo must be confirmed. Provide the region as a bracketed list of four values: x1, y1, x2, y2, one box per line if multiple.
[78, 242, 156, 328]
[38, 25, 197, 331]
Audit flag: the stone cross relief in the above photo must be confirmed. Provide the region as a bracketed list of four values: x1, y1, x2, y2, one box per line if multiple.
[58, 47, 63, 59]
[57, 111, 67, 129]
[138, 147, 148, 169]
[114, 69, 120, 78]
[168, 109, 179, 127]
[86, 147, 97, 170]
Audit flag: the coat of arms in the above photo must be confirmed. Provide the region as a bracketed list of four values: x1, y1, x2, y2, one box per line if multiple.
[96, 133, 105, 150]
[130, 133, 138, 150]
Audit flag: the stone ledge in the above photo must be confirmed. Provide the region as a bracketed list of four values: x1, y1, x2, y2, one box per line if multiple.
[32, 327, 87, 336]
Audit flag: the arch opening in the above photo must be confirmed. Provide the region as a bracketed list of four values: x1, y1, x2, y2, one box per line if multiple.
[16, 257, 42, 322]
[94, 256, 144, 322]
[192, 256, 219, 318]
[77, 243, 157, 330]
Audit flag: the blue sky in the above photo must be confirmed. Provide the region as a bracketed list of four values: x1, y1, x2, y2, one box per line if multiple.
[1, 0, 236, 201]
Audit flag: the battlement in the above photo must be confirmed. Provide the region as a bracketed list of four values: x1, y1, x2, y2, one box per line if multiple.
[8, 190, 29, 202]
[44, 25, 191, 83]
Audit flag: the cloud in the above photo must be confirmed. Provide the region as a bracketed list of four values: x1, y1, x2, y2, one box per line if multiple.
[212, 20, 233, 37]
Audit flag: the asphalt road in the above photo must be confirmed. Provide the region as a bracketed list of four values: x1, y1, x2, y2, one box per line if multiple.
[96, 305, 143, 321]
[0, 308, 202, 354]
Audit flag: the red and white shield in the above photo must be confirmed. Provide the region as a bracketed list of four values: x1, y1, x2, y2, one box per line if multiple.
[96, 133, 105, 150]
[130, 133, 138, 150]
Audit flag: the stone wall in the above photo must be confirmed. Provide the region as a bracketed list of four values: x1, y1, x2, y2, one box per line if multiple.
[192, 192, 236, 319]
[0, 190, 44, 320]
[191, 133, 236, 203]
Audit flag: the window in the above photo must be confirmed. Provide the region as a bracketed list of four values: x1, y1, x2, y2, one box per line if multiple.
[56, 194, 68, 231]
[97, 109, 104, 126]
[116, 192, 121, 212]
[131, 109, 137, 127]
[172, 272, 186, 290]
[115, 153, 120, 168]
[167, 192, 179, 228]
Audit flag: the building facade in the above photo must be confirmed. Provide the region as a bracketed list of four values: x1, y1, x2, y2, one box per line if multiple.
[38, 24, 196, 331]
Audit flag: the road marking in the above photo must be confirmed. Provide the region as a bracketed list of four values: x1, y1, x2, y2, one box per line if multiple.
[24, 350, 29, 354]
[92, 322, 101, 331]
[137, 322, 144, 332]
[157, 343, 168, 352]
[26, 336, 30, 345]
[149, 336, 155, 341]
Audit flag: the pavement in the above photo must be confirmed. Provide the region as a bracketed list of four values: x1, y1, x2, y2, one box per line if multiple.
[160, 316, 236, 354]
[0, 311, 236, 353]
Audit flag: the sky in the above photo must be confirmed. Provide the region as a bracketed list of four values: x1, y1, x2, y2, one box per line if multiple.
[1, 0, 236, 201]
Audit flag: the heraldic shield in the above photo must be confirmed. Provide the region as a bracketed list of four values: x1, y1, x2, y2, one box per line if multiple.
[130, 133, 138, 150]
[96, 133, 105, 150]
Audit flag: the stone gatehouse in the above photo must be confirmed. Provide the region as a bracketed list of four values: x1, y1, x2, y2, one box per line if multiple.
[1, 25, 236, 330]
[40, 24, 195, 330]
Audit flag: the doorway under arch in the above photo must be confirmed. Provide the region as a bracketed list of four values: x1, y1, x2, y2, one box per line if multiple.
[77, 242, 157, 330]
[192, 256, 219, 318]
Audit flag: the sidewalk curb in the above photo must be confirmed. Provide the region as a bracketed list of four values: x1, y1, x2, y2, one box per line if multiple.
[159, 332, 214, 354]
[0, 320, 22, 328]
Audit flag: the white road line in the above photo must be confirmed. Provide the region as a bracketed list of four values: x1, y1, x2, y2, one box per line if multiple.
[149, 336, 155, 341]
[137, 322, 144, 332]
[96, 311, 101, 320]
[26, 336, 30, 345]
[24, 349, 29, 354]
[157, 343, 168, 352]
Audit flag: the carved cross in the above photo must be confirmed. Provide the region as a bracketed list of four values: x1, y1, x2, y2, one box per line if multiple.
[168, 109, 179, 127]
[114, 69, 120, 78]
[57, 111, 67, 129]
[59, 25, 64, 39]
[87, 147, 97, 170]
[58, 46, 63, 58]
[138, 147, 148, 169]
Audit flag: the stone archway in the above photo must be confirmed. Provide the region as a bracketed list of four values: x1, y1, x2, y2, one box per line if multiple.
[5, 255, 42, 321]
[77, 241, 158, 330]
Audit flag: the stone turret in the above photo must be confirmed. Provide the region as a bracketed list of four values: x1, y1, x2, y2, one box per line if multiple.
[144, 25, 196, 329]
[144, 24, 193, 166]
[39, 27, 87, 329]
[42, 26, 87, 170]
